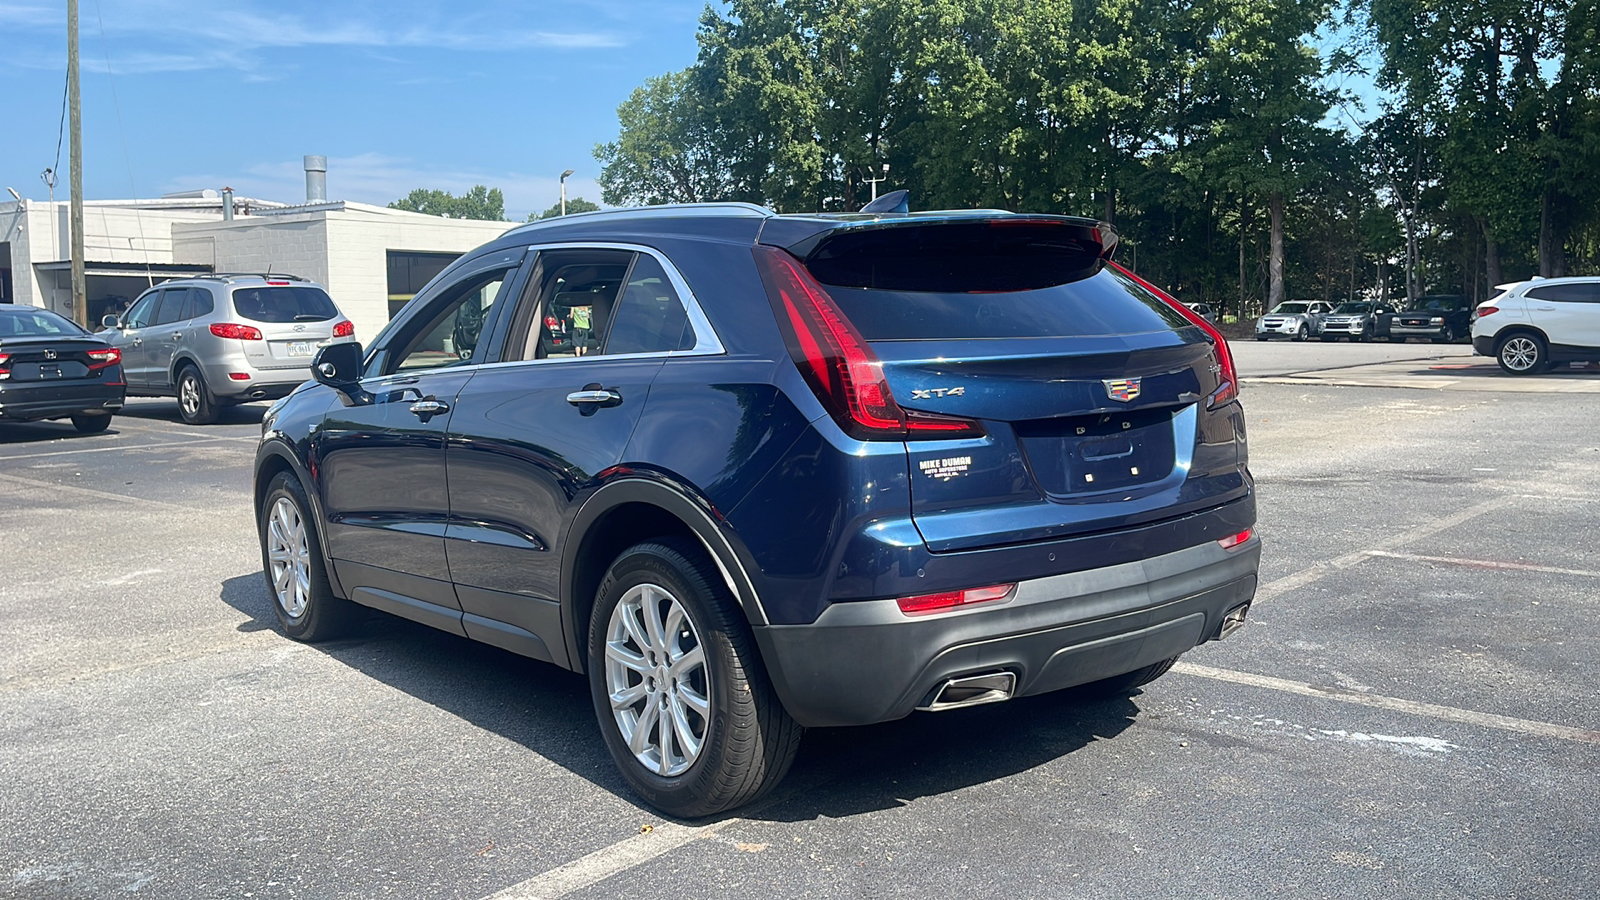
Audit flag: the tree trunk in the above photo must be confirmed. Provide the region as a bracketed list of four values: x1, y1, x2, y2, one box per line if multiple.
[1268, 192, 1285, 308]
[1238, 199, 1249, 316]
[1539, 190, 1567, 277]
[1484, 222, 1502, 292]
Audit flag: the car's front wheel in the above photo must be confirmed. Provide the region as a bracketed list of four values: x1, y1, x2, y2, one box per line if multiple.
[1496, 333, 1547, 375]
[1294, 324, 1310, 342]
[176, 365, 218, 425]
[588, 539, 801, 817]
[258, 471, 360, 641]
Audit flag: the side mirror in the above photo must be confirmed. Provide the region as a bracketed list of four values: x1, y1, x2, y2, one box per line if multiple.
[101, 314, 122, 328]
[312, 341, 370, 405]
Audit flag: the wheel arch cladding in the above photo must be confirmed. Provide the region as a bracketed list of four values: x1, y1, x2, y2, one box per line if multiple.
[563, 483, 768, 673]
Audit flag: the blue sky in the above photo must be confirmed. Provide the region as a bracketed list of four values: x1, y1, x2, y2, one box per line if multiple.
[0, 0, 707, 220]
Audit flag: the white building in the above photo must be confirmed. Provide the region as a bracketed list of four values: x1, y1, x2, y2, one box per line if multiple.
[2, 186, 518, 341]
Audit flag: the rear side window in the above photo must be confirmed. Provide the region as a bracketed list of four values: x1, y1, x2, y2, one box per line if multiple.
[154, 288, 190, 325]
[1527, 283, 1600, 303]
[231, 286, 339, 323]
[820, 266, 1190, 341]
[190, 287, 215, 318]
[603, 254, 693, 354]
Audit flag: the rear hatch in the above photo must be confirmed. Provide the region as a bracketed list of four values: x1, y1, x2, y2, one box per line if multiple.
[758, 216, 1245, 553]
[230, 285, 346, 370]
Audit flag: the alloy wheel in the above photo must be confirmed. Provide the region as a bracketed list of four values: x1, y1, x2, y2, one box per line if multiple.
[180, 374, 200, 417]
[266, 496, 312, 618]
[604, 582, 711, 777]
[1501, 336, 1539, 372]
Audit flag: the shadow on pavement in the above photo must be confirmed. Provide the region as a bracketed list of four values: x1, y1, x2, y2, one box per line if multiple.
[218, 572, 1143, 821]
[117, 398, 268, 425]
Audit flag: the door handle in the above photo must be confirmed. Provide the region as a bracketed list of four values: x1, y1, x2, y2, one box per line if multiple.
[132, 337, 143, 346]
[409, 398, 450, 422]
[567, 388, 622, 406]
[172, 332, 183, 340]
[1535, 306, 1556, 311]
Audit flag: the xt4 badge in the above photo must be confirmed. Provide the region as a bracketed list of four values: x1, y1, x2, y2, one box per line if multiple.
[909, 386, 965, 400]
[1103, 377, 1141, 402]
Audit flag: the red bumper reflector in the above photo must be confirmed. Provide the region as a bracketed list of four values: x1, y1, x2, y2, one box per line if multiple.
[228, 372, 251, 381]
[896, 583, 1016, 616]
[1218, 528, 1253, 550]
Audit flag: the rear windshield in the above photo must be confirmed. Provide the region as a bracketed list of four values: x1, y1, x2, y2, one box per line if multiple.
[230, 286, 339, 323]
[821, 266, 1191, 341]
[0, 308, 88, 338]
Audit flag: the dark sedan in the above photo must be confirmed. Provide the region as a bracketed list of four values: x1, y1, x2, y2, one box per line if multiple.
[0, 306, 125, 433]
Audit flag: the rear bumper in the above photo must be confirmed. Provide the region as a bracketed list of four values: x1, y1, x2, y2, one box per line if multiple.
[1472, 335, 1495, 356]
[753, 537, 1260, 727]
[0, 380, 125, 421]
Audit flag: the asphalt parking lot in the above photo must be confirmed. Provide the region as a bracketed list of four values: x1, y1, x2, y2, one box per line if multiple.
[3, 342, 1597, 899]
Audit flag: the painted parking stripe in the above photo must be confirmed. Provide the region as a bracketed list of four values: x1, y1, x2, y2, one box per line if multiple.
[1362, 550, 1600, 579]
[484, 820, 738, 900]
[1255, 494, 1513, 603]
[0, 471, 210, 513]
[0, 436, 255, 462]
[1174, 662, 1600, 746]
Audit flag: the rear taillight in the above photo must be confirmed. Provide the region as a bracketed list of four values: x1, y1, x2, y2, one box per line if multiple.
[86, 347, 121, 370]
[0, 352, 10, 380]
[1218, 528, 1253, 550]
[210, 322, 264, 340]
[754, 245, 984, 440]
[332, 320, 355, 338]
[1108, 261, 1237, 408]
[1476, 306, 1498, 319]
[897, 583, 1016, 616]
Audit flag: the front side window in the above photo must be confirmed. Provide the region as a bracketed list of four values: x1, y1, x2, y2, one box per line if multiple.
[389, 267, 515, 373]
[125, 292, 160, 328]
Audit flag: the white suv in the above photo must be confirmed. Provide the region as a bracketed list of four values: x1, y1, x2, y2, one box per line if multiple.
[1471, 277, 1600, 374]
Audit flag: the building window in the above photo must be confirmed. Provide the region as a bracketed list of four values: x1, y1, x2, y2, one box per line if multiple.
[387, 251, 462, 320]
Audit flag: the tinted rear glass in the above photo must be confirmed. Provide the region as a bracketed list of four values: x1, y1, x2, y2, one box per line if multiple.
[0, 308, 87, 337]
[822, 266, 1191, 341]
[231, 286, 339, 323]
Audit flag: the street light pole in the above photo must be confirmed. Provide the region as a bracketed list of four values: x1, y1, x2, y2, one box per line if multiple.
[68, 0, 87, 326]
[862, 163, 890, 203]
[560, 169, 574, 216]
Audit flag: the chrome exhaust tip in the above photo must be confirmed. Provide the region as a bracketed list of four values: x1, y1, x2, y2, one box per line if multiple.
[918, 671, 1016, 712]
[1219, 603, 1250, 639]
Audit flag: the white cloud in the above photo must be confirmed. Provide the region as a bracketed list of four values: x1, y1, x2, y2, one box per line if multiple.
[164, 152, 605, 221]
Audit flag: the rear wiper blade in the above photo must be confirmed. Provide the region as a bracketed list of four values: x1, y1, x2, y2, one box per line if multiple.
[292, 314, 325, 321]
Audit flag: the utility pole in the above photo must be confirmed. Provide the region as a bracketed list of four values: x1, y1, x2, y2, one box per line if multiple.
[68, 0, 87, 327]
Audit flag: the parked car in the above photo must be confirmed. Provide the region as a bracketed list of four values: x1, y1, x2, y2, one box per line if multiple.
[1471, 276, 1600, 374]
[1184, 301, 1216, 323]
[252, 204, 1259, 816]
[0, 305, 125, 432]
[1254, 299, 1333, 341]
[1382, 294, 1471, 343]
[100, 273, 355, 425]
[1317, 301, 1396, 341]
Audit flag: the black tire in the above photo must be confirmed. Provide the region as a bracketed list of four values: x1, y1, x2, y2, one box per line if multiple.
[1387, 335, 1404, 343]
[1495, 332, 1547, 376]
[258, 471, 360, 641]
[1432, 325, 1456, 344]
[1254, 335, 1268, 342]
[70, 413, 112, 433]
[587, 538, 802, 818]
[1077, 656, 1181, 700]
[176, 365, 219, 425]
[1294, 324, 1310, 342]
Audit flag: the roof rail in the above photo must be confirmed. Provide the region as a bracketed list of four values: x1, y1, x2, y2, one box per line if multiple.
[192, 272, 309, 283]
[506, 202, 774, 235]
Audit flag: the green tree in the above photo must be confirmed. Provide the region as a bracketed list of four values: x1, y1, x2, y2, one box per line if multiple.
[595, 70, 735, 206]
[528, 197, 602, 221]
[388, 185, 506, 220]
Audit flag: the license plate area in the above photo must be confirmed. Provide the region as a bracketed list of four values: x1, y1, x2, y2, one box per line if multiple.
[1018, 407, 1178, 496]
[287, 341, 316, 357]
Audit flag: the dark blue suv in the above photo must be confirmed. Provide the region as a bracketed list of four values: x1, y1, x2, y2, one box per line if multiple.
[253, 203, 1259, 816]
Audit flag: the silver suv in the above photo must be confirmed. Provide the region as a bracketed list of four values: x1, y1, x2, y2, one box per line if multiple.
[101, 273, 354, 424]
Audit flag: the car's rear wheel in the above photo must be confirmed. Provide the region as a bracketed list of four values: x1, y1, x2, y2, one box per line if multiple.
[1077, 656, 1180, 699]
[177, 365, 218, 425]
[1496, 333, 1547, 375]
[259, 471, 359, 641]
[70, 413, 112, 434]
[587, 539, 801, 817]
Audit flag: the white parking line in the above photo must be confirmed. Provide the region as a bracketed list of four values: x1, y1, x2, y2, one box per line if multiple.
[0, 436, 255, 461]
[1362, 550, 1600, 579]
[1174, 662, 1600, 746]
[0, 471, 209, 513]
[485, 820, 738, 900]
[1255, 494, 1513, 603]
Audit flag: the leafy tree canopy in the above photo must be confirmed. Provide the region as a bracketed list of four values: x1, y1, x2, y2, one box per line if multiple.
[388, 185, 506, 221]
